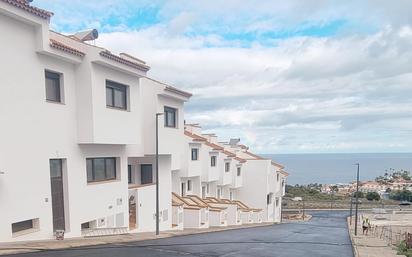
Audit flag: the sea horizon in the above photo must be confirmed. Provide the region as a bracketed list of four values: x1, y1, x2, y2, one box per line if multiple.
[262, 152, 412, 185]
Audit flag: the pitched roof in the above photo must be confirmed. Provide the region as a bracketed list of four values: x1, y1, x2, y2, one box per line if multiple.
[232, 200, 262, 212]
[204, 197, 261, 212]
[279, 170, 289, 176]
[244, 151, 266, 160]
[271, 161, 285, 169]
[204, 141, 224, 151]
[2, 0, 53, 19]
[184, 130, 207, 142]
[49, 39, 85, 57]
[99, 50, 150, 72]
[234, 156, 246, 163]
[222, 150, 236, 158]
[164, 85, 192, 98]
[244, 150, 284, 168]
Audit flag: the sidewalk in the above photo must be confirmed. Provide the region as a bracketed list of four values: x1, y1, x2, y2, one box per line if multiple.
[347, 218, 403, 257]
[0, 223, 274, 256]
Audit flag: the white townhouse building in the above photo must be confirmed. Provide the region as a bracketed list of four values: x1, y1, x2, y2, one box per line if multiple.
[0, 0, 191, 242]
[174, 124, 288, 224]
[178, 124, 245, 201]
[234, 149, 288, 223]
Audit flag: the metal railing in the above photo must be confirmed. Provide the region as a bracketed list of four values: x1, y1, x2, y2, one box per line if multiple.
[370, 225, 412, 246]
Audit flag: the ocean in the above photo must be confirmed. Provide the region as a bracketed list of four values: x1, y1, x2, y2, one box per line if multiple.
[262, 153, 412, 185]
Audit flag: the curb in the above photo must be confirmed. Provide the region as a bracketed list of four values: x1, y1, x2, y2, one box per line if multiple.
[0, 223, 275, 256]
[347, 216, 359, 257]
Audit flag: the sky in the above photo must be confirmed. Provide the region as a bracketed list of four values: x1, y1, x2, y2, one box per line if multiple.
[36, 0, 412, 154]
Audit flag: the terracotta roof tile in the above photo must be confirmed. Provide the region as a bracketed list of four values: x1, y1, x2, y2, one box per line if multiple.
[244, 151, 266, 160]
[100, 50, 150, 72]
[49, 39, 85, 57]
[279, 170, 289, 176]
[222, 150, 236, 157]
[234, 156, 246, 163]
[184, 130, 207, 142]
[204, 141, 224, 151]
[165, 85, 192, 98]
[271, 161, 285, 169]
[2, 0, 53, 19]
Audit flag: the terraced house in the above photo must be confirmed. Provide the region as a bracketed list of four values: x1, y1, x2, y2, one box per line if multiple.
[0, 0, 287, 243]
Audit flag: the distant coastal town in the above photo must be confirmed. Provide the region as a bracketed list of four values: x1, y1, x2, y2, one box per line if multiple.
[283, 169, 412, 211]
[321, 169, 412, 201]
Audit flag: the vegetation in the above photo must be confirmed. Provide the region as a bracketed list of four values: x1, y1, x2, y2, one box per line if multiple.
[390, 190, 412, 201]
[365, 192, 380, 201]
[353, 191, 364, 198]
[375, 168, 411, 183]
[397, 241, 412, 257]
[285, 184, 343, 201]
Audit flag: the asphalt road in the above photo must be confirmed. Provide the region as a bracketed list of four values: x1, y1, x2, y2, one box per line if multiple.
[6, 211, 354, 257]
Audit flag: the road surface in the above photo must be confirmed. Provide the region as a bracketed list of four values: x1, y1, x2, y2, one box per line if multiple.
[6, 211, 354, 257]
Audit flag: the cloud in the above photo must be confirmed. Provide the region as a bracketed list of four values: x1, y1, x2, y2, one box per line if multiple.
[35, 0, 412, 153]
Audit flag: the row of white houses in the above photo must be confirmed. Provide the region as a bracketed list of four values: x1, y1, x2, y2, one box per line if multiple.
[0, 0, 288, 243]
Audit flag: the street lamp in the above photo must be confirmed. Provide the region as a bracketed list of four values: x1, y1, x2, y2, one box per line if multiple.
[302, 198, 305, 221]
[155, 112, 163, 236]
[354, 163, 360, 236]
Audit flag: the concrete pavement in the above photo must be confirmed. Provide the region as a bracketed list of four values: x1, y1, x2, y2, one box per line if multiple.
[347, 216, 405, 257]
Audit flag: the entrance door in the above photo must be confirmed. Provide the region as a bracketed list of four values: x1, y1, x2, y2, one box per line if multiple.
[129, 196, 136, 230]
[49, 159, 65, 231]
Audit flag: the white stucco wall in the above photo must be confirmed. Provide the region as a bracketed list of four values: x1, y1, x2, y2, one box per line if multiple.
[0, 4, 188, 242]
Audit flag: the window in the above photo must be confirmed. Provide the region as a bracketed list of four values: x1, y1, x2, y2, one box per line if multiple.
[181, 182, 186, 196]
[128, 165, 132, 184]
[276, 198, 279, 207]
[86, 158, 117, 183]
[191, 148, 198, 161]
[229, 192, 233, 201]
[164, 106, 177, 128]
[225, 162, 230, 172]
[206, 183, 209, 194]
[187, 180, 192, 191]
[277, 173, 280, 181]
[12, 219, 38, 234]
[140, 164, 153, 184]
[202, 186, 206, 198]
[267, 194, 272, 205]
[237, 167, 241, 176]
[210, 156, 216, 167]
[45, 70, 62, 102]
[106, 80, 127, 110]
[217, 188, 221, 199]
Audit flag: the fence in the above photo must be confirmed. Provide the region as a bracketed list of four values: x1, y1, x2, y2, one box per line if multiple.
[370, 225, 412, 246]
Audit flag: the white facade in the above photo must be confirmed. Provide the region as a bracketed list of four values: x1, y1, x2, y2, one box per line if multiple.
[0, 0, 287, 243]
[0, 1, 191, 242]
[175, 125, 288, 224]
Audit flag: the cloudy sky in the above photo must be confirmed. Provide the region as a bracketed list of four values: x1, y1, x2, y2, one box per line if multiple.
[36, 0, 412, 154]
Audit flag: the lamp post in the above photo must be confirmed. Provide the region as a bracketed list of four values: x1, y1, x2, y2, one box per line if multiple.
[155, 113, 163, 236]
[350, 194, 353, 225]
[354, 163, 360, 236]
[302, 198, 305, 221]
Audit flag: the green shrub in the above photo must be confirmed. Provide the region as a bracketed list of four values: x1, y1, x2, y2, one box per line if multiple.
[366, 192, 380, 201]
[397, 241, 412, 257]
